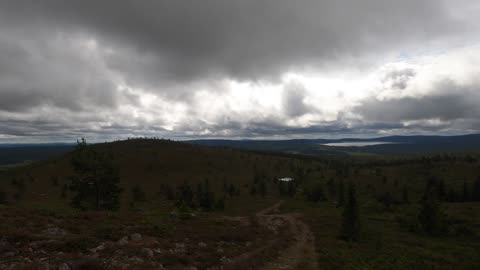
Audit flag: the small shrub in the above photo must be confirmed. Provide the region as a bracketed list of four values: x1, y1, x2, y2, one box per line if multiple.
[61, 236, 97, 252]
[0, 189, 7, 204]
[94, 224, 120, 240]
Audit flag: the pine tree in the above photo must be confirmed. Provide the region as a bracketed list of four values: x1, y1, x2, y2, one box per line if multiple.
[0, 189, 7, 204]
[259, 180, 267, 197]
[402, 186, 410, 204]
[228, 183, 236, 196]
[61, 184, 68, 199]
[250, 185, 257, 196]
[472, 177, 480, 202]
[437, 178, 446, 200]
[176, 182, 195, 209]
[339, 182, 361, 241]
[287, 181, 296, 197]
[51, 176, 59, 186]
[69, 138, 122, 211]
[337, 180, 345, 207]
[327, 178, 336, 199]
[131, 184, 147, 203]
[215, 196, 225, 211]
[418, 191, 446, 236]
[446, 188, 457, 203]
[462, 180, 470, 202]
[305, 182, 325, 202]
[197, 179, 215, 210]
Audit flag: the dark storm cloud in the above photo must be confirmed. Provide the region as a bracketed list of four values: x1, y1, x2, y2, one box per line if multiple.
[0, 32, 125, 113]
[0, 0, 479, 141]
[355, 80, 480, 123]
[355, 95, 473, 122]
[0, 0, 468, 83]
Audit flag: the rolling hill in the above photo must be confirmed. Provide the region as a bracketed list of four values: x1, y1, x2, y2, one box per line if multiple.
[0, 138, 479, 269]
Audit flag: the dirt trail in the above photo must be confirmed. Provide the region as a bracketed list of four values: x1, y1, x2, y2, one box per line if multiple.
[257, 201, 319, 270]
[224, 201, 319, 270]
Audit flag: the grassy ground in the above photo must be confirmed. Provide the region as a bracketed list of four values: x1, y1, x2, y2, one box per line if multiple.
[279, 198, 480, 270]
[1, 139, 480, 269]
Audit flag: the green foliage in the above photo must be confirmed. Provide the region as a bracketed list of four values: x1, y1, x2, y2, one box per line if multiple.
[473, 177, 480, 201]
[0, 188, 7, 204]
[304, 181, 326, 202]
[258, 180, 267, 197]
[50, 176, 59, 186]
[278, 180, 296, 197]
[337, 179, 345, 207]
[402, 186, 409, 204]
[376, 191, 398, 209]
[94, 224, 121, 240]
[69, 138, 122, 211]
[215, 196, 225, 211]
[226, 183, 239, 196]
[196, 179, 216, 211]
[250, 184, 257, 196]
[176, 181, 195, 209]
[418, 192, 447, 236]
[326, 178, 336, 198]
[339, 182, 361, 241]
[160, 183, 175, 200]
[61, 184, 68, 199]
[61, 236, 97, 252]
[462, 180, 470, 202]
[131, 184, 147, 203]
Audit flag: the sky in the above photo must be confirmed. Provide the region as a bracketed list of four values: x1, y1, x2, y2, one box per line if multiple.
[1, 1, 480, 143]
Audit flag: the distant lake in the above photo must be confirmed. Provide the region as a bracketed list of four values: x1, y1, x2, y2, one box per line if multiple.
[322, 141, 397, 147]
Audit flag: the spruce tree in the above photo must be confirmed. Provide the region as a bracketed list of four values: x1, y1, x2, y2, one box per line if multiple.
[250, 185, 257, 196]
[462, 180, 470, 202]
[402, 186, 410, 204]
[259, 180, 267, 197]
[337, 180, 345, 207]
[176, 182, 195, 209]
[69, 138, 122, 211]
[339, 182, 361, 241]
[215, 196, 225, 211]
[0, 189, 6, 204]
[131, 184, 147, 203]
[418, 191, 446, 236]
[472, 177, 480, 202]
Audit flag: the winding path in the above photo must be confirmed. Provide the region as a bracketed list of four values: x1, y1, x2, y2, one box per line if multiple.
[224, 201, 319, 270]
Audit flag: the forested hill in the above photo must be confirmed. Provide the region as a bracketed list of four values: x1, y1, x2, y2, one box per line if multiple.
[0, 144, 74, 166]
[187, 134, 480, 156]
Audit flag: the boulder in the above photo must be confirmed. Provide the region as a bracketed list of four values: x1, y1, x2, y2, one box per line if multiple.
[141, 248, 154, 258]
[117, 236, 129, 246]
[58, 263, 70, 270]
[130, 233, 142, 241]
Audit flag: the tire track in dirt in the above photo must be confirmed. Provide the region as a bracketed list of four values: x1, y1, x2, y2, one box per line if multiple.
[223, 201, 319, 270]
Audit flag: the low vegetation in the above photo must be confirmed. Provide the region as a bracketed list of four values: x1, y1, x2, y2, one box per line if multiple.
[0, 138, 479, 269]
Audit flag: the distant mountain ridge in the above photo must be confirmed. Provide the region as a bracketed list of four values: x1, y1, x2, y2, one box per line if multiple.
[2, 134, 480, 166]
[0, 145, 74, 166]
[187, 134, 480, 156]
[0, 143, 74, 148]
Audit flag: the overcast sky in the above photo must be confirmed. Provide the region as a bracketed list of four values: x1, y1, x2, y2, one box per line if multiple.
[1, 1, 480, 143]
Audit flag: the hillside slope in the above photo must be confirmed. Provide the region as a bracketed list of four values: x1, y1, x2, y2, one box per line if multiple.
[1, 139, 480, 269]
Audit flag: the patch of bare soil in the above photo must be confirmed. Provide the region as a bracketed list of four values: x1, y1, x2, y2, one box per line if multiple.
[223, 201, 319, 270]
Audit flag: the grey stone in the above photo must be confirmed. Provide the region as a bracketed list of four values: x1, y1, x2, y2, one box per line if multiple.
[141, 247, 154, 258]
[58, 263, 70, 270]
[130, 233, 142, 241]
[117, 236, 129, 246]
